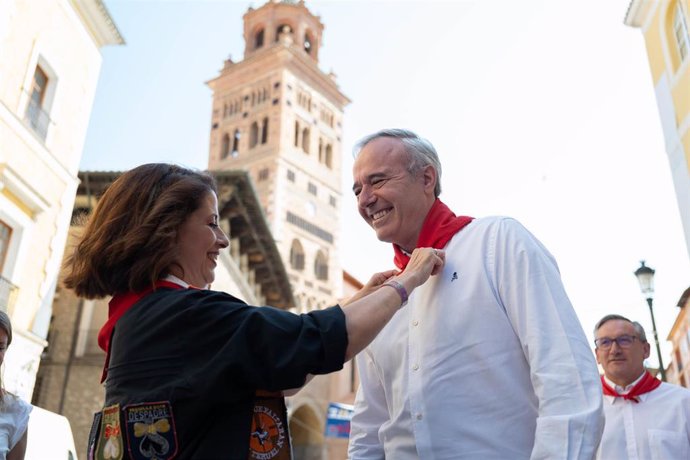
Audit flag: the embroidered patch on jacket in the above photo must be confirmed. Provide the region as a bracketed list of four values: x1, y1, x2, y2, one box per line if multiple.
[95, 404, 123, 460]
[248, 398, 290, 459]
[87, 411, 102, 460]
[124, 401, 178, 460]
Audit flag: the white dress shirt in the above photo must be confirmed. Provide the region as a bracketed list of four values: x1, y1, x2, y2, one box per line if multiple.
[348, 217, 604, 459]
[597, 379, 690, 460]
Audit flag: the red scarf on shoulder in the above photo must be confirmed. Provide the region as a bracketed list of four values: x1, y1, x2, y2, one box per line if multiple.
[98, 280, 185, 382]
[600, 371, 661, 403]
[393, 199, 473, 270]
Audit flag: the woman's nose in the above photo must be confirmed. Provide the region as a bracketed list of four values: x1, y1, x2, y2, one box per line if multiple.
[217, 228, 230, 248]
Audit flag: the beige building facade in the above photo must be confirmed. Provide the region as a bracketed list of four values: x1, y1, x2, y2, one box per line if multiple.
[0, 0, 122, 401]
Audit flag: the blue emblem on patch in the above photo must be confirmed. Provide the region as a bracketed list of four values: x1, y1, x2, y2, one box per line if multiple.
[123, 401, 178, 460]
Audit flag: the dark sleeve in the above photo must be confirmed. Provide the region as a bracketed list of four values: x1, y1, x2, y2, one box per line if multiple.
[185, 290, 348, 394]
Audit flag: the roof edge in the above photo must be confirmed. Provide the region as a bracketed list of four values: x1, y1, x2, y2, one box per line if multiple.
[70, 0, 125, 47]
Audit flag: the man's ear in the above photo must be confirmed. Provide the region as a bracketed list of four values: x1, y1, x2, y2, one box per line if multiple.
[643, 342, 651, 359]
[422, 165, 437, 194]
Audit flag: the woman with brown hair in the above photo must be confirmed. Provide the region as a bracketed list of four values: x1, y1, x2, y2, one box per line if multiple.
[0, 311, 31, 460]
[64, 163, 443, 459]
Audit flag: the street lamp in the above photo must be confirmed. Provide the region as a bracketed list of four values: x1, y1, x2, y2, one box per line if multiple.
[634, 261, 666, 381]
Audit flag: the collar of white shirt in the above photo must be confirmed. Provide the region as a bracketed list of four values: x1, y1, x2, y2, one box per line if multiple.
[163, 274, 190, 289]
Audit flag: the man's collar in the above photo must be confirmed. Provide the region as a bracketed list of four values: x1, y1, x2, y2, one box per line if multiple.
[603, 371, 649, 404]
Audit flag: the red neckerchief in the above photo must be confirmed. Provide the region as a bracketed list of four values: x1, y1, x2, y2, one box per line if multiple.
[393, 198, 473, 270]
[600, 371, 661, 403]
[98, 280, 185, 383]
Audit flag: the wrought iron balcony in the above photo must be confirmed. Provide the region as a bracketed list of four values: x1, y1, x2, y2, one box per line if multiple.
[0, 277, 18, 313]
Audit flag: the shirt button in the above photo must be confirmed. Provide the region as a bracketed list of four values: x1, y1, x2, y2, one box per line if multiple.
[412, 320, 419, 326]
[412, 364, 419, 371]
[416, 413, 423, 420]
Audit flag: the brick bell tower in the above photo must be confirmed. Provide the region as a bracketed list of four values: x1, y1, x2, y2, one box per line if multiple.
[207, 0, 350, 315]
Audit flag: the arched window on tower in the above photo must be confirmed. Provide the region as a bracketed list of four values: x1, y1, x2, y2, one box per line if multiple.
[232, 129, 240, 157]
[276, 24, 292, 42]
[314, 250, 328, 281]
[290, 239, 305, 271]
[304, 32, 313, 55]
[261, 117, 268, 144]
[254, 28, 265, 49]
[294, 121, 300, 147]
[325, 144, 333, 169]
[249, 122, 259, 148]
[318, 138, 323, 163]
[221, 133, 230, 159]
[302, 127, 310, 153]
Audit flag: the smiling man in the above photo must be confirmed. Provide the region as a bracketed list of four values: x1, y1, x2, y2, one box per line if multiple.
[348, 128, 604, 459]
[594, 314, 690, 459]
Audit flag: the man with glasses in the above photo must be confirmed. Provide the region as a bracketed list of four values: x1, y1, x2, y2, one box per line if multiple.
[594, 314, 690, 459]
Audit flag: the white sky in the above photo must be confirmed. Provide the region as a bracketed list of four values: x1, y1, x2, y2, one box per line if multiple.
[82, 0, 690, 369]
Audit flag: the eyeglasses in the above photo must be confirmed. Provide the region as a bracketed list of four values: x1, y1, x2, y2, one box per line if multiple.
[594, 335, 640, 350]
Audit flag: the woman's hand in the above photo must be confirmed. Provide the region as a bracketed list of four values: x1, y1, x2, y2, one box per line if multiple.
[341, 247, 445, 361]
[396, 247, 445, 292]
[340, 269, 398, 306]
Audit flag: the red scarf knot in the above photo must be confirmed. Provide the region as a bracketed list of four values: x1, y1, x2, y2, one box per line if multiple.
[600, 371, 661, 403]
[393, 199, 473, 270]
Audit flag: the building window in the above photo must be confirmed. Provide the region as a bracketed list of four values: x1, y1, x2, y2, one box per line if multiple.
[24, 65, 50, 140]
[287, 169, 295, 182]
[261, 117, 268, 144]
[232, 129, 240, 156]
[673, 1, 690, 63]
[302, 127, 310, 153]
[329, 195, 337, 207]
[304, 32, 312, 54]
[255, 28, 265, 49]
[250, 122, 259, 148]
[258, 168, 269, 182]
[0, 220, 11, 273]
[308, 182, 317, 195]
[325, 144, 333, 168]
[314, 250, 328, 281]
[221, 133, 231, 159]
[290, 239, 305, 271]
[294, 121, 300, 147]
[297, 90, 312, 111]
[276, 24, 292, 42]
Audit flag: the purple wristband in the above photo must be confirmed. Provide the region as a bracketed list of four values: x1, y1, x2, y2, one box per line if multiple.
[383, 280, 408, 307]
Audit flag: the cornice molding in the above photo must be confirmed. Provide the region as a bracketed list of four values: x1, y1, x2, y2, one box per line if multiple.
[70, 0, 125, 47]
